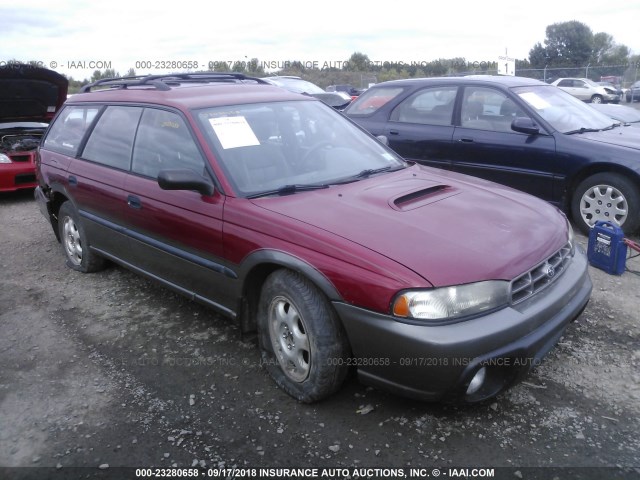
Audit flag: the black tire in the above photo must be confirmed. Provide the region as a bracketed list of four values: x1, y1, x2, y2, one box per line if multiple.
[590, 94, 603, 104]
[257, 269, 350, 403]
[571, 173, 640, 235]
[58, 201, 107, 273]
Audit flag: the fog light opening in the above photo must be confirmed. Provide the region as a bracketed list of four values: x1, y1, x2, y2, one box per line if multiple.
[466, 367, 487, 395]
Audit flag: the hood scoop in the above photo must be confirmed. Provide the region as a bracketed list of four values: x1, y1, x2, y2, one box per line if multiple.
[390, 184, 457, 211]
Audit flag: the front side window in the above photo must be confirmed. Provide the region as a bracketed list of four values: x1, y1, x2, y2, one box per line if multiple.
[390, 86, 457, 125]
[82, 106, 142, 170]
[460, 87, 527, 132]
[196, 100, 405, 196]
[43, 105, 101, 155]
[132, 108, 205, 179]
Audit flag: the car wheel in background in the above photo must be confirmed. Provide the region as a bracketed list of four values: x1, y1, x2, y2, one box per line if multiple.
[58, 202, 107, 273]
[257, 269, 350, 403]
[590, 95, 603, 104]
[571, 173, 640, 234]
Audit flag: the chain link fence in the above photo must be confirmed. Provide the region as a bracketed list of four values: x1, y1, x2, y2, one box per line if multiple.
[454, 64, 639, 87]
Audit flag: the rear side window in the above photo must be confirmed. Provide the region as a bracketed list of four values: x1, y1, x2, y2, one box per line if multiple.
[82, 106, 143, 170]
[390, 86, 457, 125]
[132, 108, 205, 179]
[43, 106, 101, 155]
[345, 87, 404, 116]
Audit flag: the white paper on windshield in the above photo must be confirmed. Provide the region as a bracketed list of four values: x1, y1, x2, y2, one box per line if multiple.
[209, 116, 260, 149]
[518, 92, 551, 110]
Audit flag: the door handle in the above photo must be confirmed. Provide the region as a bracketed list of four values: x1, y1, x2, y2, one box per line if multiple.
[127, 195, 142, 209]
[389, 130, 399, 135]
[458, 137, 474, 143]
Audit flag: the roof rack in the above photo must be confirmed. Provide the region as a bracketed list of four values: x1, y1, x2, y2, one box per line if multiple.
[79, 72, 269, 93]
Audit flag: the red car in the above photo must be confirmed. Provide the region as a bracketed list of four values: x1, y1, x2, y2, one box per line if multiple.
[35, 73, 592, 403]
[0, 65, 68, 192]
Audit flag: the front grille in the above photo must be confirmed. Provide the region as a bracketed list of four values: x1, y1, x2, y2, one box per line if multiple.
[510, 242, 573, 305]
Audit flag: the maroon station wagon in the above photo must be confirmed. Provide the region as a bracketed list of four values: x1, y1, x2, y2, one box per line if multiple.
[35, 73, 592, 403]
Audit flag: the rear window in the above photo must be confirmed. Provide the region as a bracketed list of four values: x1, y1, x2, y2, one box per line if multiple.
[82, 106, 142, 170]
[345, 87, 404, 116]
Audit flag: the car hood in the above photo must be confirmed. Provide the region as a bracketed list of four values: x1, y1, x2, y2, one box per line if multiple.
[575, 125, 640, 149]
[252, 165, 568, 287]
[0, 65, 68, 123]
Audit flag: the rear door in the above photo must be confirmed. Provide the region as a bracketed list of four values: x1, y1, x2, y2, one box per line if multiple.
[384, 85, 458, 170]
[66, 105, 142, 256]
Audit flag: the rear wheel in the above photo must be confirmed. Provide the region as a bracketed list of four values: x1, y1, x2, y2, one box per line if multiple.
[257, 269, 350, 403]
[58, 202, 107, 272]
[571, 173, 640, 234]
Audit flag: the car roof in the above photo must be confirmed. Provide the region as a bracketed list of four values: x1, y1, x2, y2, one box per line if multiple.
[371, 75, 548, 89]
[66, 73, 314, 110]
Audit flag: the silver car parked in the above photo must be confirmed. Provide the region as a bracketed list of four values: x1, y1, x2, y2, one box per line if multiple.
[552, 78, 620, 104]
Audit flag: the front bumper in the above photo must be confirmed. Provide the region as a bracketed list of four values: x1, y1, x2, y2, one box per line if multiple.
[604, 93, 621, 103]
[334, 246, 592, 402]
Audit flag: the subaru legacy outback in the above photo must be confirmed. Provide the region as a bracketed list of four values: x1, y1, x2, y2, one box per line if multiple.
[36, 73, 592, 403]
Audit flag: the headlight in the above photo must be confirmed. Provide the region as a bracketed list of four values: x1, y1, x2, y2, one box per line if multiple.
[0, 154, 12, 164]
[392, 281, 510, 321]
[566, 217, 575, 256]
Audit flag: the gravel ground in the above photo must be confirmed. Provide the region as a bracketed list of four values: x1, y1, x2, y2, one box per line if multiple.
[1, 190, 639, 480]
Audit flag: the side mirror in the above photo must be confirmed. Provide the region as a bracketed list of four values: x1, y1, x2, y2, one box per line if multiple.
[376, 135, 389, 146]
[511, 117, 540, 135]
[158, 169, 214, 196]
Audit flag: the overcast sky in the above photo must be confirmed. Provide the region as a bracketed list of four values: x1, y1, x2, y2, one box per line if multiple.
[2, 0, 638, 80]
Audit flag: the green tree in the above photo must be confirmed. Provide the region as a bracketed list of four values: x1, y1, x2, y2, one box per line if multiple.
[542, 21, 593, 66]
[90, 69, 119, 82]
[592, 32, 614, 63]
[345, 52, 371, 72]
[528, 42, 549, 68]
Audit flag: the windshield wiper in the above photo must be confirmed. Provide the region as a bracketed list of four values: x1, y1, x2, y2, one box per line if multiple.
[565, 127, 602, 135]
[355, 166, 396, 178]
[247, 183, 329, 199]
[329, 165, 406, 185]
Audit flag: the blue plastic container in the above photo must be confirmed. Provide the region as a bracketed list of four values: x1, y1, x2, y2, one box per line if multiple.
[587, 221, 627, 275]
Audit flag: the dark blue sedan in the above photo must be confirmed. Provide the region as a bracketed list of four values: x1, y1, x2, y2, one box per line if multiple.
[344, 75, 640, 234]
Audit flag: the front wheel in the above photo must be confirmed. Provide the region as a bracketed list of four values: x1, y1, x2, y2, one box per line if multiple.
[571, 173, 640, 235]
[58, 202, 107, 272]
[590, 94, 603, 104]
[257, 269, 350, 402]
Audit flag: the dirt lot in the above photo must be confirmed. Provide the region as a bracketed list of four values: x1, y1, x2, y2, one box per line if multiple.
[1, 190, 639, 480]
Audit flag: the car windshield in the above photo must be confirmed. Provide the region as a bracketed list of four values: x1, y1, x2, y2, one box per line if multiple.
[513, 85, 616, 133]
[196, 100, 406, 197]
